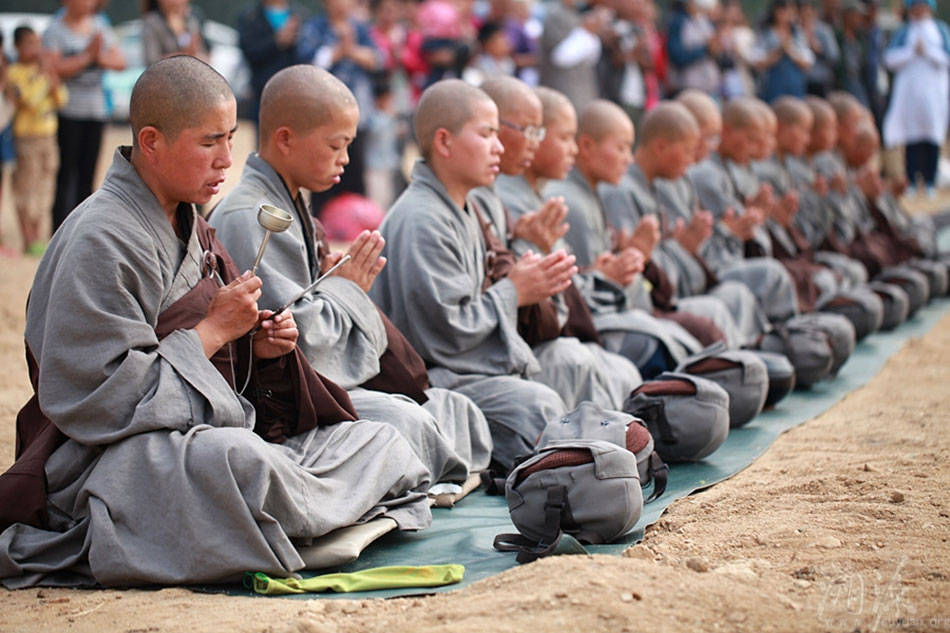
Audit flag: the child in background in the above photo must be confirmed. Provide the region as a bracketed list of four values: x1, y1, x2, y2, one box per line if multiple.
[8, 26, 68, 255]
[0, 32, 17, 257]
[466, 21, 516, 84]
[363, 73, 406, 210]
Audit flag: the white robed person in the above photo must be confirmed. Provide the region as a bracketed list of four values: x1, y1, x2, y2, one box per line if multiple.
[210, 65, 491, 487]
[0, 56, 432, 588]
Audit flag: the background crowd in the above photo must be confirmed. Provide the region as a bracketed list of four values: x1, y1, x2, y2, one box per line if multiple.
[0, 0, 947, 254]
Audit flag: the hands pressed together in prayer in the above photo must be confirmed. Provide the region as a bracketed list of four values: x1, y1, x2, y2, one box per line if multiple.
[195, 271, 299, 360]
[508, 249, 578, 306]
[594, 246, 645, 287]
[722, 206, 764, 241]
[774, 190, 799, 227]
[512, 197, 570, 254]
[673, 211, 713, 254]
[615, 215, 661, 260]
[324, 229, 387, 293]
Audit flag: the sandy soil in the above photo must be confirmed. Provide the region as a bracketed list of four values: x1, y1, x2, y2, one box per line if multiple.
[0, 133, 947, 632]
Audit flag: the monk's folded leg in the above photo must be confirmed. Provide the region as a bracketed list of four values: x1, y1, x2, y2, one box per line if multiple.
[421, 387, 494, 474]
[430, 371, 566, 471]
[346, 388, 469, 484]
[81, 422, 430, 586]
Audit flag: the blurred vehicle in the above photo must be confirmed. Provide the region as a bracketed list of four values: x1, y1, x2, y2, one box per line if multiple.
[0, 12, 250, 122]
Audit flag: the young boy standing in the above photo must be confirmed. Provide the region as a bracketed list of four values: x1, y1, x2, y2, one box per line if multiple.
[8, 26, 67, 254]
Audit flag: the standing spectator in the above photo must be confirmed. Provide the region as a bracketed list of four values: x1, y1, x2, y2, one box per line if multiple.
[861, 0, 887, 127]
[363, 74, 406, 210]
[718, 0, 757, 98]
[599, 0, 659, 126]
[370, 0, 428, 104]
[237, 0, 305, 125]
[666, 0, 723, 97]
[0, 32, 15, 257]
[8, 26, 68, 255]
[751, 0, 814, 102]
[798, 0, 839, 96]
[539, 0, 610, 112]
[504, 0, 541, 85]
[140, 0, 209, 66]
[416, 0, 474, 86]
[835, 0, 872, 108]
[882, 0, 950, 198]
[467, 21, 517, 84]
[43, 0, 126, 233]
[298, 0, 382, 200]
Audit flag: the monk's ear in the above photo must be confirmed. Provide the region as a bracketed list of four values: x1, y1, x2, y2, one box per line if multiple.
[273, 125, 294, 155]
[137, 126, 163, 161]
[576, 133, 595, 156]
[432, 128, 453, 159]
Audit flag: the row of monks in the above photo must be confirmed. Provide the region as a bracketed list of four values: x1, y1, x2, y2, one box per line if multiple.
[0, 55, 944, 588]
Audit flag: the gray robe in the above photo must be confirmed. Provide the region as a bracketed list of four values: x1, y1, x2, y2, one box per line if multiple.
[811, 150, 872, 246]
[543, 168, 702, 365]
[0, 149, 431, 588]
[599, 164, 763, 347]
[469, 182, 641, 409]
[685, 156, 800, 322]
[756, 156, 867, 289]
[210, 154, 490, 481]
[371, 161, 570, 470]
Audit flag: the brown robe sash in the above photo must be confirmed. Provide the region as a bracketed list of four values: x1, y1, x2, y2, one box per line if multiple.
[0, 213, 357, 532]
[471, 198, 602, 346]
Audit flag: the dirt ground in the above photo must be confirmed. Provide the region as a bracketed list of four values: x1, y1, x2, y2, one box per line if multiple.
[0, 132, 947, 632]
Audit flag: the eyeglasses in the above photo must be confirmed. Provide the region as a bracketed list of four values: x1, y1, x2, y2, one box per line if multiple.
[500, 119, 546, 143]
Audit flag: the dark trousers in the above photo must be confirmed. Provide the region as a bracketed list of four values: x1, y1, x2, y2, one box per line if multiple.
[52, 116, 105, 232]
[905, 140, 939, 188]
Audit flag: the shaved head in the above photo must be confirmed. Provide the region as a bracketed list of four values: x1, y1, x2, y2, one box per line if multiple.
[773, 96, 811, 126]
[480, 75, 540, 118]
[722, 97, 765, 130]
[638, 101, 699, 146]
[806, 96, 835, 128]
[130, 55, 233, 144]
[259, 64, 357, 143]
[578, 99, 632, 141]
[535, 86, 573, 125]
[827, 90, 864, 123]
[414, 79, 494, 159]
[677, 89, 720, 128]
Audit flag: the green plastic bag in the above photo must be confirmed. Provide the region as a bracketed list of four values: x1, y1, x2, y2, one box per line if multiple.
[245, 564, 465, 595]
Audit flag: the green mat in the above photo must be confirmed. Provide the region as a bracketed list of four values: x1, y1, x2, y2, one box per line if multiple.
[198, 297, 949, 600]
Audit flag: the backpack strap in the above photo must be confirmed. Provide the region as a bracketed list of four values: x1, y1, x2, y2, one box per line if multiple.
[644, 451, 669, 503]
[493, 485, 584, 564]
[635, 399, 679, 447]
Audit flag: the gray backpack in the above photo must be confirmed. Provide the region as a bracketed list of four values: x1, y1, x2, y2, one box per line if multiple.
[817, 287, 884, 340]
[876, 265, 929, 315]
[623, 372, 730, 462]
[869, 280, 910, 330]
[754, 323, 833, 388]
[675, 343, 769, 428]
[537, 402, 668, 502]
[494, 439, 642, 563]
[786, 313, 856, 377]
[908, 259, 948, 297]
[749, 350, 796, 408]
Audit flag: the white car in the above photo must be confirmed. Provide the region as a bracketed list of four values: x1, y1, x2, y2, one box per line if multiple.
[1, 12, 250, 122]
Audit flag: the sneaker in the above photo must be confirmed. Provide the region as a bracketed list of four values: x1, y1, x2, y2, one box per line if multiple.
[927, 186, 937, 200]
